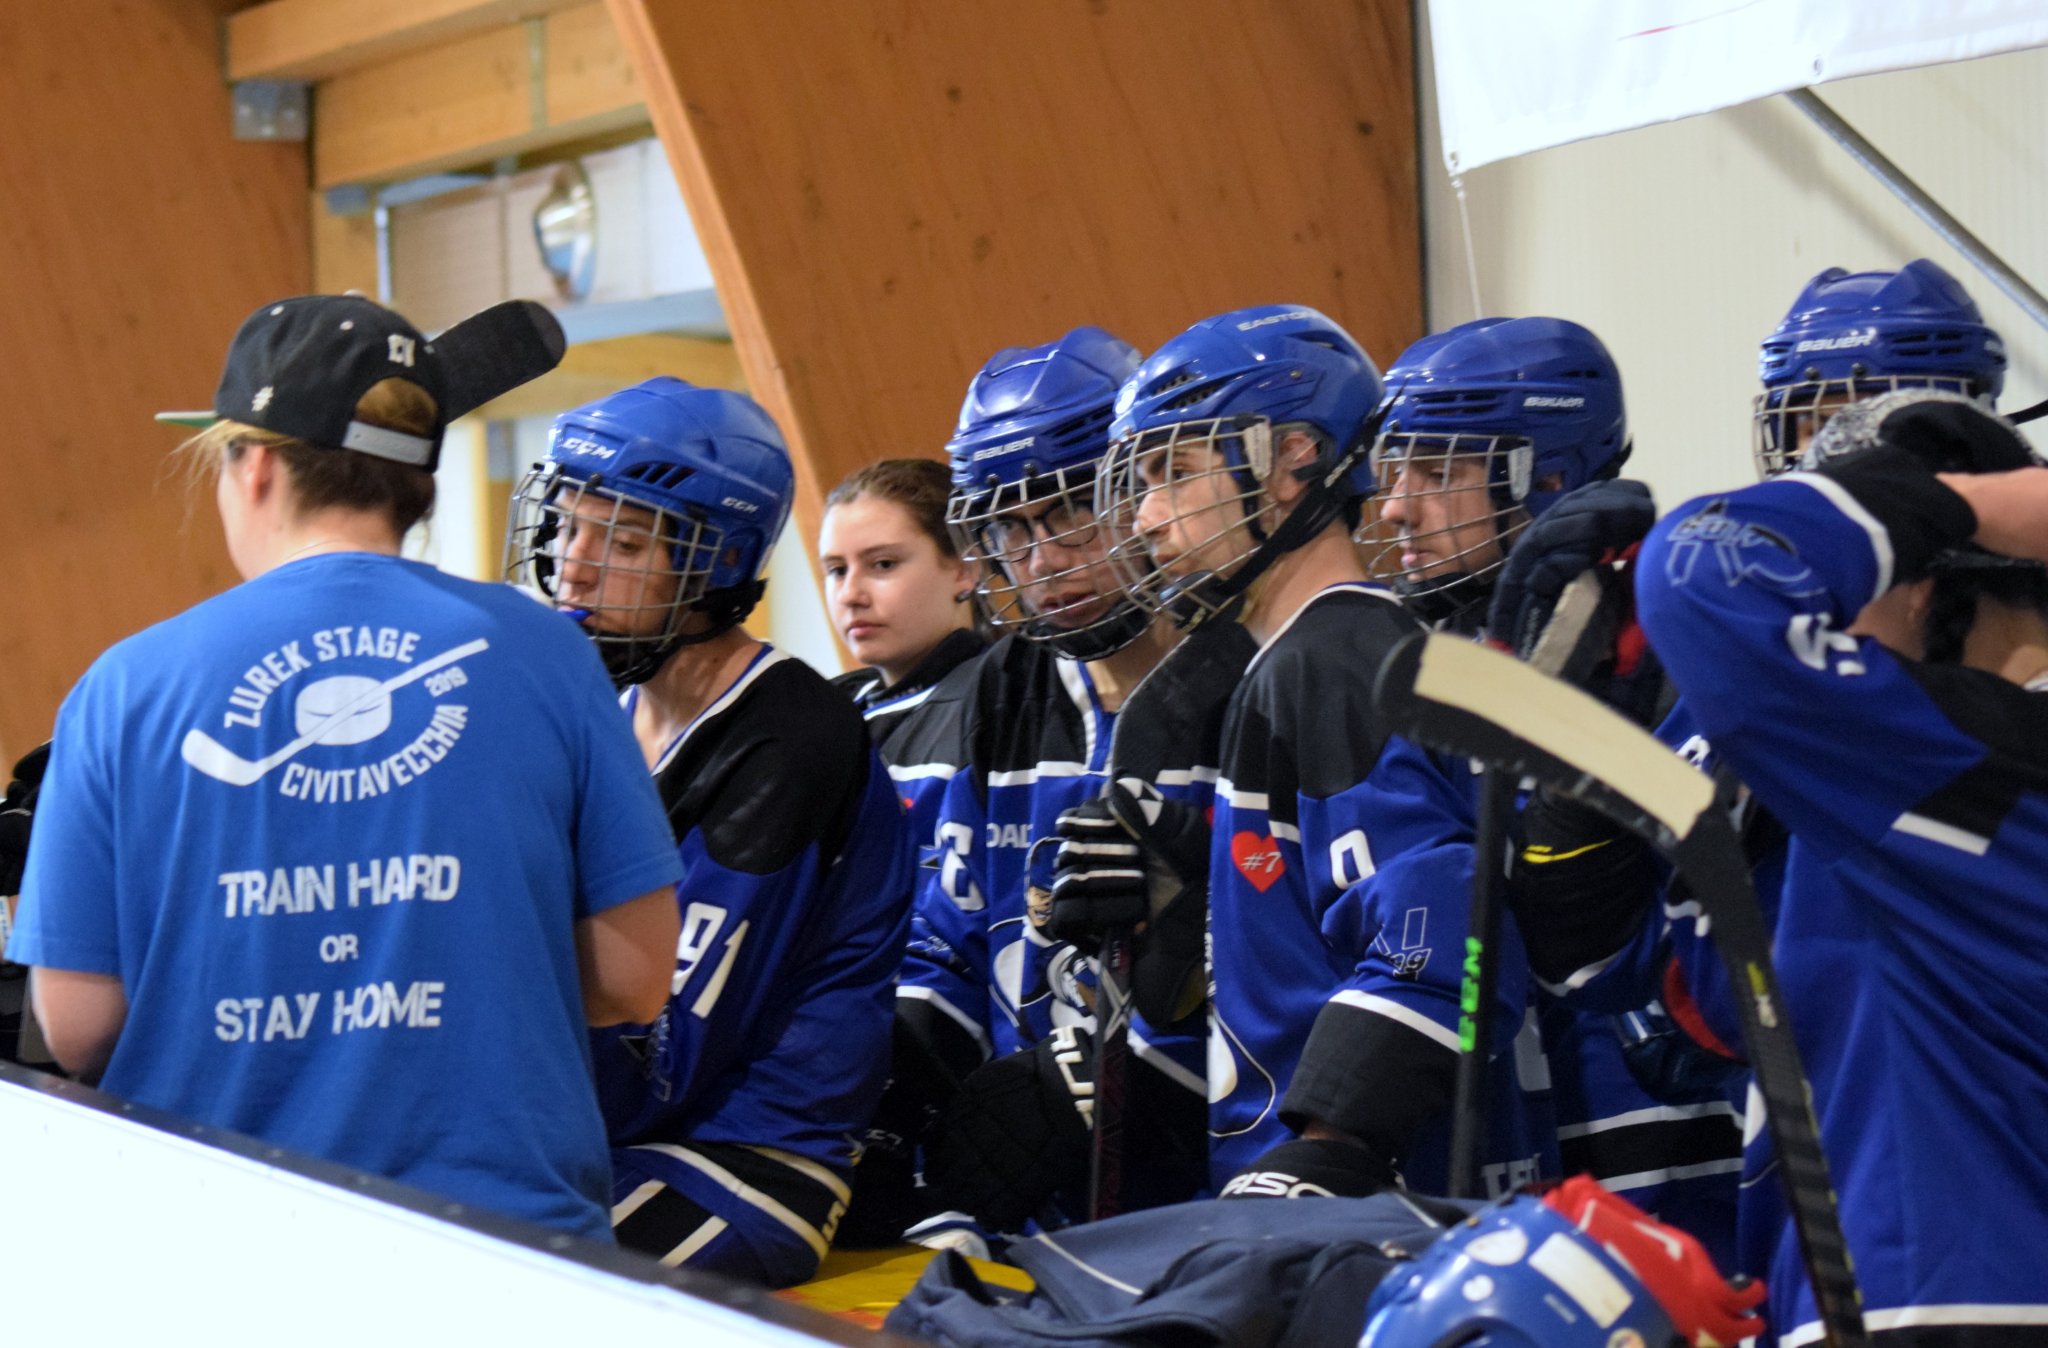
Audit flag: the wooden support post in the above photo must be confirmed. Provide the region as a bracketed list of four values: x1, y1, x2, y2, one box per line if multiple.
[605, 0, 1420, 556]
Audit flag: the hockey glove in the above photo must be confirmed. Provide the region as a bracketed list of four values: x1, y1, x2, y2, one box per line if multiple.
[838, 1001, 984, 1248]
[1047, 778, 1207, 943]
[1219, 1136, 1398, 1200]
[924, 1026, 1095, 1233]
[1802, 392, 2037, 579]
[0, 741, 49, 899]
[1489, 479, 1665, 725]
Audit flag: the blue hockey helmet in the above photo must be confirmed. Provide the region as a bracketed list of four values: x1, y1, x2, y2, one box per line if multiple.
[1094, 304, 1383, 625]
[1754, 258, 2006, 477]
[505, 376, 794, 684]
[944, 326, 1150, 660]
[1360, 1195, 1682, 1348]
[1369, 317, 1629, 624]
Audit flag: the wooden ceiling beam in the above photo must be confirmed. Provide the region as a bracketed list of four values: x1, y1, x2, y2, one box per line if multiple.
[227, 0, 589, 84]
[312, 3, 641, 188]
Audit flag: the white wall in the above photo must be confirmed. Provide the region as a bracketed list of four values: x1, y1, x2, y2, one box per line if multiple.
[1418, 27, 2048, 512]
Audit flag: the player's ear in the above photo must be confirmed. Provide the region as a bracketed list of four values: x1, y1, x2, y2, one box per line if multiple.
[1268, 430, 1321, 506]
[228, 440, 283, 507]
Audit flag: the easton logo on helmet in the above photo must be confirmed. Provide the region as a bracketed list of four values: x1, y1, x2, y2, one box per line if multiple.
[1522, 395, 1585, 409]
[1235, 309, 1317, 332]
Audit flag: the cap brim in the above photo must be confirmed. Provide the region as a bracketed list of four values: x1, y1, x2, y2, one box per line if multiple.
[155, 410, 220, 429]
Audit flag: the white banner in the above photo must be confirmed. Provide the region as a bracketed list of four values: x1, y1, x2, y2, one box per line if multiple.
[1430, 0, 2048, 172]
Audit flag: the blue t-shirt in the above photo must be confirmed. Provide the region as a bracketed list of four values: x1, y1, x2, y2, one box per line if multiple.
[9, 553, 683, 1241]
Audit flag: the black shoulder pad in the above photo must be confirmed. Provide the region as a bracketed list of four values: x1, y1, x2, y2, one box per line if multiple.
[659, 658, 873, 874]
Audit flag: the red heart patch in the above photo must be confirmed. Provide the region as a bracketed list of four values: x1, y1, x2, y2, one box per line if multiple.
[1231, 831, 1286, 892]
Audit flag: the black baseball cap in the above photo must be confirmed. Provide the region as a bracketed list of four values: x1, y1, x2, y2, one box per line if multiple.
[158, 294, 450, 470]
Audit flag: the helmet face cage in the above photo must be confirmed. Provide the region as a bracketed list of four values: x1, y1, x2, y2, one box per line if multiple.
[947, 462, 1150, 660]
[1752, 373, 1984, 478]
[1369, 430, 1534, 588]
[505, 463, 727, 681]
[1095, 416, 1280, 624]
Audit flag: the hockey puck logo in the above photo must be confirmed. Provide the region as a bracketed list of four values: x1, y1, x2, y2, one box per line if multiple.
[293, 675, 393, 745]
[1230, 831, 1286, 892]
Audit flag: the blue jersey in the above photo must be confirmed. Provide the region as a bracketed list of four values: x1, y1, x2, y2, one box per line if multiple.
[1640, 471, 2048, 1344]
[899, 633, 1207, 1093]
[1521, 698, 1748, 1271]
[594, 647, 913, 1178]
[10, 554, 682, 1240]
[1207, 583, 1551, 1195]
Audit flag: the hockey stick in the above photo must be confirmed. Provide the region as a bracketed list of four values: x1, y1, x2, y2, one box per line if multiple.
[180, 638, 488, 787]
[1447, 571, 1609, 1198]
[1374, 631, 1868, 1347]
[1088, 616, 1259, 1220]
[1446, 766, 1513, 1199]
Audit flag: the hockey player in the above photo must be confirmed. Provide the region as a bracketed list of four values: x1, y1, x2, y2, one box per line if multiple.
[10, 295, 683, 1241]
[850, 326, 1210, 1242]
[1074, 304, 1544, 1200]
[505, 377, 913, 1286]
[1638, 390, 2048, 1344]
[1752, 257, 2007, 477]
[1373, 316, 1637, 632]
[819, 457, 986, 847]
[1371, 318, 1742, 1257]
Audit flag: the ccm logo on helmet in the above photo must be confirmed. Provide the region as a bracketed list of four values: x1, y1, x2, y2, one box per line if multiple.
[1793, 330, 1878, 353]
[1217, 1171, 1337, 1199]
[558, 436, 617, 459]
[972, 436, 1035, 461]
[720, 496, 759, 513]
[1235, 310, 1317, 332]
[1522, 395, 1585, 409]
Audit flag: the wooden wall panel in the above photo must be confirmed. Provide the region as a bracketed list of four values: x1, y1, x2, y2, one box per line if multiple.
[606, 0, 1419, 547]
[0, 1, 309, 756]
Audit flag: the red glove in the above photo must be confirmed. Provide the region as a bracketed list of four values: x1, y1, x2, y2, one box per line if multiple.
[1542, 1174, 1767, 1347]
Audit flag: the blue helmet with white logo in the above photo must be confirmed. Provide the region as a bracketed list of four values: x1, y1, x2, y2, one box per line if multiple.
[505, 376, 794, 683]
[1370, 317, 1629, 625]
[1754, 258, 2006, 477]
[944, 326, 1150, 660]
[1359, 1195, 1682, 1348]
[1095, 304, 1383, 625]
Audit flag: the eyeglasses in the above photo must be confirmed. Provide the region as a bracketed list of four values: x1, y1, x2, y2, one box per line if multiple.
[973, 498, 1099, 561]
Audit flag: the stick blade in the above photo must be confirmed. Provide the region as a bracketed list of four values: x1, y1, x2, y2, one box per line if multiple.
[179, 728, 262, 787]
[434, 300, 567, 420]
[1372, 631, 1714, 852]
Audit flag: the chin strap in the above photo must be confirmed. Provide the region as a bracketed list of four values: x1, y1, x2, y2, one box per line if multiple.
[1165, 423, 1376, 631]
[1395, 570, 1495, 634]
[597, 579, 770, 687]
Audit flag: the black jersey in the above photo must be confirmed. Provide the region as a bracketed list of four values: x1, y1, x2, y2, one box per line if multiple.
[1207, 583, 1549, 1195]
[832, 628, 986, 848]
[594, 647, 913, 1174]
